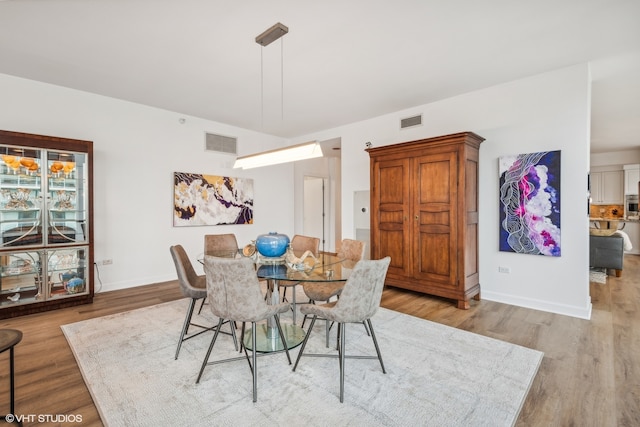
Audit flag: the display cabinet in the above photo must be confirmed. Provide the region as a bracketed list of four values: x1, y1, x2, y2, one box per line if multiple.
[0, 130, 93, 318]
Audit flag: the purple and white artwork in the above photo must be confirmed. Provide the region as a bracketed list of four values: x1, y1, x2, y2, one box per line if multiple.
[173, 172, 253, 226]
[499, 151, 561, 256]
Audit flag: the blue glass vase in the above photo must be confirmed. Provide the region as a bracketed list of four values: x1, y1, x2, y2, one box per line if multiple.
[255, 232, 290, 257]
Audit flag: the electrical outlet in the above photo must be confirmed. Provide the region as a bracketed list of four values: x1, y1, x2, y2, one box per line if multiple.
[498, 266, 510, 274]
[102, 259, 113, 265]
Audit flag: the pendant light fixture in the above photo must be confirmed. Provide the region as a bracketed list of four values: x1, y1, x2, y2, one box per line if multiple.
[233, 22, 323, 169]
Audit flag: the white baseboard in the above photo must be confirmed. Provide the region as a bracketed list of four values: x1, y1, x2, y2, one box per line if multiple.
[95, 274, 175, 294]
[483, 290, 593, 320]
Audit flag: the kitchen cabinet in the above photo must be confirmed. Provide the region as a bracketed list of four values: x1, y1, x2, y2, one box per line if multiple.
[622, 221, 640, 255]
[0, 130, 93, 319]
[368, 132, 483, 309]
[591, 170, 623, 204]
[624, 164, 640, 195]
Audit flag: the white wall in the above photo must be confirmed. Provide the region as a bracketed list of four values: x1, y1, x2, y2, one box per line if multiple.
[293, 64, 592, 319]
[591, 149, 640, 168]
[0, 64, 594, 318]
[0, 73, 294, 292]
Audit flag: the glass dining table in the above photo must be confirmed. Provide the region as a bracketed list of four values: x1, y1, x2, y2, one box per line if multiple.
[204, 250, 356, 352]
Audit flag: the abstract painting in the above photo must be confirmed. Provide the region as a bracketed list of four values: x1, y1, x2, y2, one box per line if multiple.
[499, 151, 561, 256]
[173, 172, 253, 226]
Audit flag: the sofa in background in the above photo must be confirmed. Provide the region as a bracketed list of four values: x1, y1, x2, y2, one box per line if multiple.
[589, 234, 624, 277]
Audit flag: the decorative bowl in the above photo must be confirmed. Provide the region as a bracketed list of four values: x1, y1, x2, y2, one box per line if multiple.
[242, 242, 256, 257]
[66, 277, 85, 294]
[255, 232, 290, 257]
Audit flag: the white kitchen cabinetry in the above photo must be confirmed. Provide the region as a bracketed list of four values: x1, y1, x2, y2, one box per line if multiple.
[591, 171, 623, 204]
[624, 164, 640, 195]
[622, 221, 640, 254]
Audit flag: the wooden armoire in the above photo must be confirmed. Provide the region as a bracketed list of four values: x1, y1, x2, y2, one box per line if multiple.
[367, 132, 483, 309]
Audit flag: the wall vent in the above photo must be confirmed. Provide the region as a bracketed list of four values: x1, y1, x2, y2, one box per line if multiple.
[205, 132, 237, 154]
[400, 114, 423, 129]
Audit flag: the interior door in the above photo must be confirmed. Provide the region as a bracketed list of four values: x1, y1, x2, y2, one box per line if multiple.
[303, 176, 328, 252]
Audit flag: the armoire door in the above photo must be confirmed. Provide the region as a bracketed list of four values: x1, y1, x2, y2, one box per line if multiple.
[371, 158, 410, 277]
[413, 151, 458, 287]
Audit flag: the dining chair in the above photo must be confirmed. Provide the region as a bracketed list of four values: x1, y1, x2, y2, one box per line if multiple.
[279, 234, 320, 323]
[169, 245, 238, 360]
[204, 233, 239, 256]
[293, 256, 391, 402]
[201, 234, 240, 313]
[197, 256, 292, 402]
[301, 239, 367, 344]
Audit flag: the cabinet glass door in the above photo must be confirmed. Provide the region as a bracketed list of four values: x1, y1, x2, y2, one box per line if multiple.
[0, 250, 44, 307]
[0, 147, 44, 248]
[47, 247, 89, 299]
[47, 150, 88, 245]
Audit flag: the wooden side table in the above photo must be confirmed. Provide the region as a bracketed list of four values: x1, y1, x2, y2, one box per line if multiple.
[0, 329, 22, 426]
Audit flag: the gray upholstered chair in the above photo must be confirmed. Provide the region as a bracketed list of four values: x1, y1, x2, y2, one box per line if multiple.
[170, 245, 237, 360]
[278, 234, 320, 323]
[301, 239, 367, 344]
[204, 233, 239, 256]
[196, 256, 292, 402]
[293, 256, 391, 402]
[201, 234, 240, 313]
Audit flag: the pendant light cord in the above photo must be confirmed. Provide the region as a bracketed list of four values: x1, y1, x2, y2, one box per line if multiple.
[260, 47, 264, 131]
[281, 37, 284, 124]
[258, 31, 285, 131]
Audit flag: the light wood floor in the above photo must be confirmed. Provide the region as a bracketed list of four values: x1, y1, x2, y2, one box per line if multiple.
[0, 256, 639, 426]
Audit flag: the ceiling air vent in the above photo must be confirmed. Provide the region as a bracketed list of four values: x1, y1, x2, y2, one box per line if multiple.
[205, 132, 237, 154]
[400, 114, 422, 129]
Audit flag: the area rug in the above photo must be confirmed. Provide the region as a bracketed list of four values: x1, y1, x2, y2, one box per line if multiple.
[61, 299, 543, 427]
[589, 267, 608, 284]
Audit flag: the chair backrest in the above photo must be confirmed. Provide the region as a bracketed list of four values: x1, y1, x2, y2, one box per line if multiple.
[204, 233, 239, 256]
[170, 245, 206, 298]
[290, 234, 320, 257]
[203, 256, 275, 322]
[337, 239, 366, 262]
[330, 257, 391, 322]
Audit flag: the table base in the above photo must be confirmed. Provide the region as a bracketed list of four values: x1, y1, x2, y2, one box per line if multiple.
[243, 323, 305, 353]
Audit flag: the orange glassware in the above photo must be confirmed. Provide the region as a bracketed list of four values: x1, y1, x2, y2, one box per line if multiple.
[20, 157, 35, 168]
[51, 161, 63, 172]
[63, 162, 74, 174]
[2, 155, 15, 164]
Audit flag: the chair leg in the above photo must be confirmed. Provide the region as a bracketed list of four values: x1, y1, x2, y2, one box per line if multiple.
[301, 299, 316, 328]
[252, 322, 258, 402]
[229, 320, 238, 351]
[273, 314, 292, 364]
[325, 317, 331, 348]
[367, 319, 386, 374]
[362, 320, 371, 336]
[196, 318, 224, 383]
[293, 315, 316, 371]
[175, 298, 197, 360]
[239, 322, 246, 353]
[197, 296, 206, 314]
[339, 322, 346, 403]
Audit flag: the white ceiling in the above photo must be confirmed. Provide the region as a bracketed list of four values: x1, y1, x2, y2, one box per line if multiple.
[1, 0, 639, 153]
